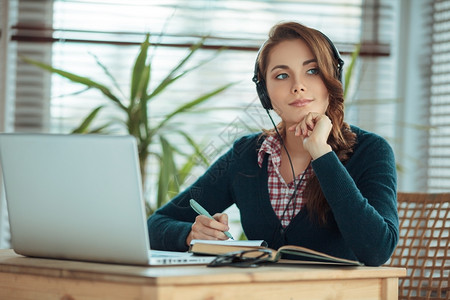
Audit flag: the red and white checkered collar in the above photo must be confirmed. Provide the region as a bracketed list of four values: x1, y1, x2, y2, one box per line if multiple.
[258, 134, 282, 168]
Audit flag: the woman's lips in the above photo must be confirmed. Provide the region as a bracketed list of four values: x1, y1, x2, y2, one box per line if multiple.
[289, 99, 313, 107]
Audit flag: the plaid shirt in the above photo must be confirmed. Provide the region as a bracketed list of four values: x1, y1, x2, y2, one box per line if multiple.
[258, 135, 312, 228]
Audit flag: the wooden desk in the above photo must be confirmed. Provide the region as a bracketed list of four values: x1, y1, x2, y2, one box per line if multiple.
[0, 249, 405, 300]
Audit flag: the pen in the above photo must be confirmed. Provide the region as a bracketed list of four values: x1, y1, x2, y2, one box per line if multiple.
[189, 199, 234, 240]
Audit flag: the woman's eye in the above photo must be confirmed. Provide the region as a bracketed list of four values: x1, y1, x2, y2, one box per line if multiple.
[275, 73, 288, 80]
[307, 68, 319, 75]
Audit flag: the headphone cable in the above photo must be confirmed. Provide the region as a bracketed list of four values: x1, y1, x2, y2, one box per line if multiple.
[265, 109, 296, 185]
[265, 109, 310, 232]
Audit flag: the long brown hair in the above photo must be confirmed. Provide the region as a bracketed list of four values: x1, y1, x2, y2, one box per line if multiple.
[258, 21, 356, 225]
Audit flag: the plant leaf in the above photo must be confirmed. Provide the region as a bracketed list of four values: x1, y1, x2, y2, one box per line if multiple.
[146, 59, 212, 101]
[147, 38, 205, 100]
[90, 52, 126, 99]
[155, 82, 236, 132]
[176, 130, 210, 166]
[168, 152, 196, 197]
[131, 33, 150, 103]
[139, 64, 151, 139]
[71, 106, 104, 134]
[156, 136, 177, 209]
[87, 123, 112, 134]
[148, 46, 226, 102]
[20, 56, 127, 111]
[344, 43, 361, 99]
[54, 86, 91, 98]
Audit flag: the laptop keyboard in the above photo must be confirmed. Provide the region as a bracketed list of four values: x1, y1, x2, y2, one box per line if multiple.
[149, 250, 193, 257]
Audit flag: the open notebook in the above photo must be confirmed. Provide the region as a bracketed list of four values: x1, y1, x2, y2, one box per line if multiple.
[0, 133, 214, 265]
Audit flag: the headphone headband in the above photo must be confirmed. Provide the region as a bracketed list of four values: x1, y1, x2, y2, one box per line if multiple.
[319, 32, 344, 83]
[253, 31, 344, 110]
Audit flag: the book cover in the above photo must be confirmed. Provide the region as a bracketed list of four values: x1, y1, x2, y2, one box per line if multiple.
[189, 240, 363, 266]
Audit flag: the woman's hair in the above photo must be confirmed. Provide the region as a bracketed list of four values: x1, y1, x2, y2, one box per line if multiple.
[258, 21, 357, 225]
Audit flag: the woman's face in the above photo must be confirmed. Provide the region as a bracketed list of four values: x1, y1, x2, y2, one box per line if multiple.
[265, 39, 329, 126]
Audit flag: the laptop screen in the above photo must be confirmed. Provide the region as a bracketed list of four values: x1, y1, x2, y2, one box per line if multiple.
[0, 134, 152, 265]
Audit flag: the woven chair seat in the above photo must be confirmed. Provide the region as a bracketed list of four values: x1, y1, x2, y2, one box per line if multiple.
[385, 193, 449, 300]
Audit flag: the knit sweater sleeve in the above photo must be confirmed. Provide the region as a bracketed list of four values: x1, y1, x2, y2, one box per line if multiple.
[311, 131, 398, 266]
[146, 134, 257, 251]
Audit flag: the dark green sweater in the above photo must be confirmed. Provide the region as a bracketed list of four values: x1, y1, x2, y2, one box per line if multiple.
[147, 126, 399, 266]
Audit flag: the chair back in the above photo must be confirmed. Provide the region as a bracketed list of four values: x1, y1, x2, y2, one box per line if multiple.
[386, 192, 449, 300]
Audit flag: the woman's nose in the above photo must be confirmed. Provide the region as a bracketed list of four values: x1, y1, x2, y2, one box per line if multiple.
[292, 79, 306, 94]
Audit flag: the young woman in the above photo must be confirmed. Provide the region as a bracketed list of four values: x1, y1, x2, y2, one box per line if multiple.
[147, 21, 398, 266]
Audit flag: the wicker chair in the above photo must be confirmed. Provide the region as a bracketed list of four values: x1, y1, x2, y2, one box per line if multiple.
[385, 192, 449, 300]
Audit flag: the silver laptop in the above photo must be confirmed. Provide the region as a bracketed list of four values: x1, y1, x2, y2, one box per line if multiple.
[0, 133, 214, 265]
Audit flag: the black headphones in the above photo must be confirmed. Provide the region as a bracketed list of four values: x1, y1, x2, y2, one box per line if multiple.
[252, 32, 344, 110]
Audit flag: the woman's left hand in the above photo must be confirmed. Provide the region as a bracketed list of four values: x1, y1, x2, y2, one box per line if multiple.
[288, 112, 333, 159]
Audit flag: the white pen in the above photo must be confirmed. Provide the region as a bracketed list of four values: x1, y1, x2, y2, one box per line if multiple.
[189, 199, 234, 240]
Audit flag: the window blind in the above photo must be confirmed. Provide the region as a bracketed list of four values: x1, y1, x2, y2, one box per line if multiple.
[345, 0, 397, 145]
[427, 0, 450, 191]
[11, 0, 53, 132]
[10, 0, 395, 134]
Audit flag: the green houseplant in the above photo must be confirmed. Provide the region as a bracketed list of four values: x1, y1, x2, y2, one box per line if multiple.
[22, 34, 234, 215]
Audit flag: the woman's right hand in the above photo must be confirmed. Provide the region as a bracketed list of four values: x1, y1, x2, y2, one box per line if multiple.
[185, 213, 230, 246]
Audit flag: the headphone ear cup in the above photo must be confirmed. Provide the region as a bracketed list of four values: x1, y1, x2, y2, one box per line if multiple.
[255, 78, 272, 110]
